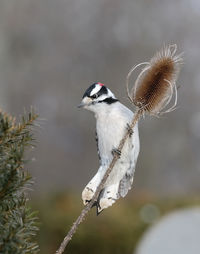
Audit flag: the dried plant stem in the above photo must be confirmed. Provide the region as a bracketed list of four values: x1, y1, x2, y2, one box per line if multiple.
[55, 109, 141, 254]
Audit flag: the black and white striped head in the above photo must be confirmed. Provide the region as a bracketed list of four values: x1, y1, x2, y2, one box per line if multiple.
[78, 82, 118, 111]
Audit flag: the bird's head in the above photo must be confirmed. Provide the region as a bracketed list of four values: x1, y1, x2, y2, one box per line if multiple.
[78, 82, 118, 112]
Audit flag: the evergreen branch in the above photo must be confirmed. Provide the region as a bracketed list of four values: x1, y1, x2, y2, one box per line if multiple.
[0, 108, 39, 253]
[0, 109, 38, 146]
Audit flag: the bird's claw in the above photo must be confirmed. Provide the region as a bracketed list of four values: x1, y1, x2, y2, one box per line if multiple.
[82, 187, 95, 205]
[112, 148, 121, 157]
[127, 123, 133, 137]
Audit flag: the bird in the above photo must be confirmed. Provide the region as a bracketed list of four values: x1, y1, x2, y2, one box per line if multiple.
[78, 82, 140, 214]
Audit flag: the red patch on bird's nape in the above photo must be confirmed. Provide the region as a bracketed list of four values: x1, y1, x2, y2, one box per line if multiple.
[97, 82, 104, 87]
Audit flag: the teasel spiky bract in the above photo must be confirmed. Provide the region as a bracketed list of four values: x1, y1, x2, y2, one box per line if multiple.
[126, 44, 183, 116]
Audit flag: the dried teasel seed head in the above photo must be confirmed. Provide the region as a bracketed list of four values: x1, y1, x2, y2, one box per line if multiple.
[126, 45, 183, 115]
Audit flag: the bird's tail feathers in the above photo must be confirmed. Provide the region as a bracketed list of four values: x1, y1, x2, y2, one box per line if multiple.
[118, 173, 133, 198]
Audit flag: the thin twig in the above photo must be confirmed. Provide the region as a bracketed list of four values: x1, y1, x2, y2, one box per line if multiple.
[55, 109, 141, 254]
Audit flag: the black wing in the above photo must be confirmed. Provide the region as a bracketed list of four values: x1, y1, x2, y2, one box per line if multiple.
[95, 130, 102, 164]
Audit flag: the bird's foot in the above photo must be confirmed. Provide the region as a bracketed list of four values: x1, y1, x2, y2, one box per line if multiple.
[82, 186, 95, 205]
[96, 197, 117, 215]
[112, 148, 121, 157]
[126, 123, 134, 137]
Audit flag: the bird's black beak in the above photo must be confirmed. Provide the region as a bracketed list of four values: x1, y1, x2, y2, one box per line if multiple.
[77, 102, 85, 108]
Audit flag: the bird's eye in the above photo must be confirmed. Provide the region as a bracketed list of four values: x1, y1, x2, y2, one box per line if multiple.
[91, 94, 98, 99]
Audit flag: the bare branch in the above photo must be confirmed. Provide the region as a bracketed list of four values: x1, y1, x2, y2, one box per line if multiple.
[55, 109, 141, 254]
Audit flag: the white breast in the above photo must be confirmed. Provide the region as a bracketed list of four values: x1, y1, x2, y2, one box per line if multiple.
[95, 102, 133, 166]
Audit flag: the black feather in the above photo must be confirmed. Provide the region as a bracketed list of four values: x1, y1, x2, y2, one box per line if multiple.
[95, 130, 101, 163]
[98, 97, 119, 104]
[83, 83, 108, 98]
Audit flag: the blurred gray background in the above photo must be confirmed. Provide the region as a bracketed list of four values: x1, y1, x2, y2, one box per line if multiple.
[0, 0, 199, 197]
